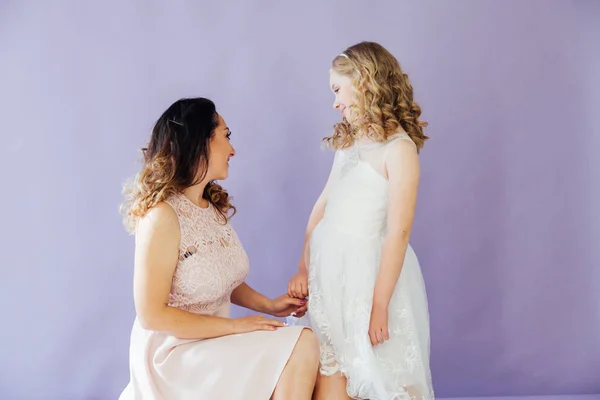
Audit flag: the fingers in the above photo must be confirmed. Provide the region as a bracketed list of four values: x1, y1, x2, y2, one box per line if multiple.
[370, 330, 383, 345]
[369, 327, 389, 345]
[256, 317, 286, 331]
[289, 297, 307, 306]
[296, 304, 308, 314]
[290, 282, 308, 299]
[264, 319, 286, 328]
[288, 281, 298, 298]
[283, 296, 301, 306]
[289, 282, 299, 298]
[369, 330, 377, 346]
[288, 279, 299, 297]
[300, 282, 309, 298]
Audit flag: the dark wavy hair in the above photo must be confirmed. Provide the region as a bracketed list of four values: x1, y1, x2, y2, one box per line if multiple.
[121, 97, 235, 233]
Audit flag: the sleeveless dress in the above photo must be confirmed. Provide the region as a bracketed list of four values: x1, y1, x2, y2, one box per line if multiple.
[307, 134, 434, 400]
[120, 193, 306, 400]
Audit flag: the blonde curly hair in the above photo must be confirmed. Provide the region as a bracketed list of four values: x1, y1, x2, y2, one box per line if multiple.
[120, 98, 235, 234]
[324, 41, 429, 151]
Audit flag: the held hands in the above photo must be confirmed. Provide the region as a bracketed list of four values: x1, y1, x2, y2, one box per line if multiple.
[268, 294, 307, 318]
[369, 303, 390, 346]
[287, 267, 309, 318]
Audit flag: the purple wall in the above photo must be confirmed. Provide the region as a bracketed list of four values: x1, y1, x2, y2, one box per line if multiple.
[1, 1, 598, 399]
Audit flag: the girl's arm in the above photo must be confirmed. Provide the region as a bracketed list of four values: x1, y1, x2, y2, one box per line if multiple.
[288, 151, 340, 298]
[369, 139, 420, 345]
[373, 139, 420, 308]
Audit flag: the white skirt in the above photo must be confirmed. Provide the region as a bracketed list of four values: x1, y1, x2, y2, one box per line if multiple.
[307, 221, 434, 400]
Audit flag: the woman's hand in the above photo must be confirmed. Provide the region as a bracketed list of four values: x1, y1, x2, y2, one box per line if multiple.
[368, 304, 390, 346]
[231, 315, 286, 334]
[268, 294, 307, 318]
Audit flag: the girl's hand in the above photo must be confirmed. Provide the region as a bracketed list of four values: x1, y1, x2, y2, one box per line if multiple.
[288, 269, 309, 299]
[368, 304, 389, 345]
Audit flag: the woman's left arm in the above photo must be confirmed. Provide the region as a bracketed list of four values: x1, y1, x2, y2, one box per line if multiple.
[369, 139, 420, 344]
[231, 283, 305, 317]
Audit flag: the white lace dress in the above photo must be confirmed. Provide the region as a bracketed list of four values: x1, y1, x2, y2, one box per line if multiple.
[307, 134, 434, 400]
[119, 193, 306, 400]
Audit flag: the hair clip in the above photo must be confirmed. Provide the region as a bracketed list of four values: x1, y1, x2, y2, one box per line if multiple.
[168, 118, 184, 126]
[339, 53, 349, 59]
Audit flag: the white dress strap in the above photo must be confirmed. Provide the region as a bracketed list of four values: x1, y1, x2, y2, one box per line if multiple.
[382, 133, 413, 167]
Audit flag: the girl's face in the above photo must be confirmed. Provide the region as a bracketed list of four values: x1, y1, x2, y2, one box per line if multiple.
[329, 69, 357, 123]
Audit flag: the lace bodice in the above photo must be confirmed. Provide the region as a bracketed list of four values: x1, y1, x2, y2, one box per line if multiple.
[324, 133, 414, 238]
[164, 193, 249, 315]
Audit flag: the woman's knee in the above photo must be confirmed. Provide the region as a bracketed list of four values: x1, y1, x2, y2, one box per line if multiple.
[292, 329, 320, 365]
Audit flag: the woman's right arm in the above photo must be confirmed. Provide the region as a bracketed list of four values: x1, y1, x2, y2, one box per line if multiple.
[133, 203, 284, 340]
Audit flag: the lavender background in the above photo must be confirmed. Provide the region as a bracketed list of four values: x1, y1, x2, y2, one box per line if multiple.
[1, 1, 599, 399]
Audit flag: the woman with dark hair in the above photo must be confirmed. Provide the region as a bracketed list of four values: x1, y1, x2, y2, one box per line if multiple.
[119, 97, 319, 399]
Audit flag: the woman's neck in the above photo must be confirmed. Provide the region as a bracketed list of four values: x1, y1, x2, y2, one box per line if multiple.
[182, 183, 210, 208]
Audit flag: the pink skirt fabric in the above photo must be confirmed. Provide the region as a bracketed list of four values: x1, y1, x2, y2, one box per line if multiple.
[120, 319, 307, 400]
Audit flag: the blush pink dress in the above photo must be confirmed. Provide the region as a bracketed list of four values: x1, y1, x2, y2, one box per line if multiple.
[119, 193, 306, 400]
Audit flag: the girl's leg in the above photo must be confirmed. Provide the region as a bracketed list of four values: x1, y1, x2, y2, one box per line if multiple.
[312, 371, 352, 400]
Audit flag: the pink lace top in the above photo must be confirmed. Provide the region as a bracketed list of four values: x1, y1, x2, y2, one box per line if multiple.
[164, 193, 249, 315]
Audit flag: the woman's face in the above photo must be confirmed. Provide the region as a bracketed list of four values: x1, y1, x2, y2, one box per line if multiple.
[206, 114, 235, 181]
